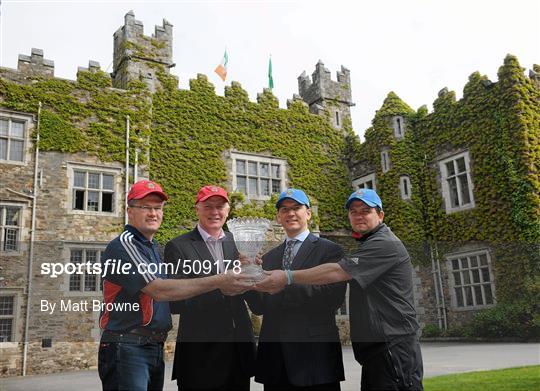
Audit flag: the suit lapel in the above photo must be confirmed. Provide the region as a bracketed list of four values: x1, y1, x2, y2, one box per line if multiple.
[291, 233, 318, 270]
[269, 242, 287, 271]
[222, 232, 238, 265]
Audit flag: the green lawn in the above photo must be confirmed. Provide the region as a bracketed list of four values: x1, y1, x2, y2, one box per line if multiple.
[425, 366, 540, 390]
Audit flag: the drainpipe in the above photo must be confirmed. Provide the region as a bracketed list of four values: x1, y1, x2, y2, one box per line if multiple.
[134, 147, 139, 183]
[124, 115, 130, 225]
[434, 242, 448, 331]
[422, 153, 447, 332]
[22, 101, 41, 376]
[429, 242, 443, 330]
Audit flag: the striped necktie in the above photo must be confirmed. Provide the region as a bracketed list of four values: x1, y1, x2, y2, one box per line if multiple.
[283, 239, 298, 270]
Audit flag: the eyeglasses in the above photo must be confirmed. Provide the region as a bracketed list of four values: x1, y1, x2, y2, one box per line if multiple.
[129, 205, 165, 213]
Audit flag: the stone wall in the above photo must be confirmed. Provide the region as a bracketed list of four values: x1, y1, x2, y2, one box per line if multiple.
[1, 148, 132, 376]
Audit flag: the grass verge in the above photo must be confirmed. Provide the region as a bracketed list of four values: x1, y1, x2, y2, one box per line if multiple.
[424, 365, 540, 390]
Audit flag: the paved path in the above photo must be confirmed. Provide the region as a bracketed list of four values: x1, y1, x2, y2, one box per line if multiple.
[2, 343, 539, 391]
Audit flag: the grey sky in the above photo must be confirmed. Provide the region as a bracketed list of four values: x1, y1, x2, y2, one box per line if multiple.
[1, 0, 539, 139]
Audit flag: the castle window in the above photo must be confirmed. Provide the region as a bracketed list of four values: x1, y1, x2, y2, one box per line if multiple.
[400, 176, 412, 200]
[439, 151, 475, 213]
[68, 248, 104, 292]
[392, 116, 405, 139]
[1, 205, 22, 252]
[447, 250, 495, 310]
[231, 152, 287, 200]
[352, 173, 376, 191]
[335, 111, 340, 127]
[0, 295, 16, 342]
[68, 165, 120, 215]
[381, 150, 390, 173]
[0, 112, 32, 164]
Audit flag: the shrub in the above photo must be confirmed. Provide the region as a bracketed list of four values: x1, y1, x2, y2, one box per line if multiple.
[422, 324, 442, 338]
[468, 301, 539, 340]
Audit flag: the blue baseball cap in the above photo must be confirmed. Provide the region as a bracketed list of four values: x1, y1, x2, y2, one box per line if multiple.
[345, 188, 383, 210]
[276, 188, 311, 209]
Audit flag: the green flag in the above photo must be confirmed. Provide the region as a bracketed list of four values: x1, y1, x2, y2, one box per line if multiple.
[268, 56, 274, 89]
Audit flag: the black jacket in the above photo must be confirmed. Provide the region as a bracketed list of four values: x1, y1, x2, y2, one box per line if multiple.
[255, 233, 346, 387]
[165, 228, 262, 389]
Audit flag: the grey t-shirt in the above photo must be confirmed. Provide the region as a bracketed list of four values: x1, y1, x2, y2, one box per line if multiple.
[338, 223, 419, 346]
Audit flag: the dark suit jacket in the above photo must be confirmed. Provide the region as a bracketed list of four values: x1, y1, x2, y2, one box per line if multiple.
[255, 233, 346, 387]
[165, 228, 262, 389]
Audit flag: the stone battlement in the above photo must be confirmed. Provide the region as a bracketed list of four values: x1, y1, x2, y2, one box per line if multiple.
[17, 48, 55, 78]
[298, 60, 353, 106]
[112, 11, 174, 92]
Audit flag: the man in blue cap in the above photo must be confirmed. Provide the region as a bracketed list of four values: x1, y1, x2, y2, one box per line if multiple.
[257, 188, 424, 391]
[254, 189, 346, 390]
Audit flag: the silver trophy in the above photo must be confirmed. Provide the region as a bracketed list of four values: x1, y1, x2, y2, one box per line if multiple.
[227, 217, 271, 281]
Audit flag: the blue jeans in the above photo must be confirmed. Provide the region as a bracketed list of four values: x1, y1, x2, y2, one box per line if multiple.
[99, 341, 165, 390]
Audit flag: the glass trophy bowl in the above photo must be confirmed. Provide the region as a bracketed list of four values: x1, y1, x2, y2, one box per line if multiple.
[226, 217, 271, 282]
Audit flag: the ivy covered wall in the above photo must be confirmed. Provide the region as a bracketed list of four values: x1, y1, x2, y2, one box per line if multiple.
[0, 68, 152, 163]
[0, 62, 354, 244]
[351, 55, 539, 307]
[150, 72, 353, 242]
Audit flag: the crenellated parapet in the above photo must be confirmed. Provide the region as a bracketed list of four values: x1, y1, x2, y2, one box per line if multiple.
[298, 60, 353, 106]
[298, 60, 354, 129]
[17, 48, 55, 78]
[112, 10, 175, 92]
[77, 60, 102, 74]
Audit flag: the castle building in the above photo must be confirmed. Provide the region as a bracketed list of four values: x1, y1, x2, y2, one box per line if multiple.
[1, 11, 538, 376]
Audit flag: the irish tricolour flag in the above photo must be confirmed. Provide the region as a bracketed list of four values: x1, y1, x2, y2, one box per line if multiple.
[214, 50, 228, 81]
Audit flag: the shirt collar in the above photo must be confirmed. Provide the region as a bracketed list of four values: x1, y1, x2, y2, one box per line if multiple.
[125, 224, 156, 245]
[286, 229, 310, 243]
[197, 223, 226, 242]
[357, 223, 386, 242]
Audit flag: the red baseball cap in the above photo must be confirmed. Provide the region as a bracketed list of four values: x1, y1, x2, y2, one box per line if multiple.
[195, 185, 229, 204]
[128, 180, 169, 201]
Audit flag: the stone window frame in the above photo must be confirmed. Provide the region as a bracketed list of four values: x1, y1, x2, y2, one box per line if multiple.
[336, 284, 350, 318]
[392, 116, 405, 139]
[400, 175, 412, 200]
[67, 163, 122, 217]
[438, 151, 475, 213]
[446, 248, 496, 311]
[334, 110, 341, 128]
[0, 110, 34, 165]
[352, 173, 377, 191]
[0, 203, 25, 254]
[0, 290, 22, 344]
[61, 243, 107, 296]
[230, 151, 287, 201]
[380, 149, 390, 173]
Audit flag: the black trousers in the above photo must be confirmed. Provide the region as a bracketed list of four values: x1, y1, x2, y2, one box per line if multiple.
[359, 335, 423, 391]
[262, 344, 341, 391]
[264, 383, 340, 391]
[179, 364, 250, 391]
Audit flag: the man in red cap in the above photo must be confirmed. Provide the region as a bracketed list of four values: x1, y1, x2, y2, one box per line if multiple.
[166, 185, 262, 391]
[98, 180, 251, 391]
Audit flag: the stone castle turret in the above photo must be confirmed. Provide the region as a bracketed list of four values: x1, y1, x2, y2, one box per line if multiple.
[112, 11, 175, 92]
[298, 60, 355, 129]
